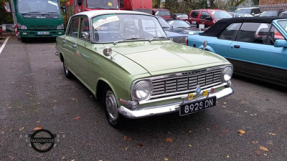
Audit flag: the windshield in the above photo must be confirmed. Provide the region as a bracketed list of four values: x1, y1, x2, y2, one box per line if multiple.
[260, 11, 278, 17]
[168, 20, 190, 28]
[155, 10, 171, 16]
[210, 11, 232, 19]
[87, 0, 119, 9]
[17, 0, 60, 14]
[157, 17, 171, 28]
[236, 9, 251, 14]
[278, 20, 287, 33]
[92, 14, 167, 43]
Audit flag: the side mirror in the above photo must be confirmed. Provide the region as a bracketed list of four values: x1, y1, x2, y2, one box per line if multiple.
[78, 0, 82, 6]
[61, 5, 66, 14]
[206, 17, 212, 21]
[82, 32, 90, 41]
[274, 39, 287, 47]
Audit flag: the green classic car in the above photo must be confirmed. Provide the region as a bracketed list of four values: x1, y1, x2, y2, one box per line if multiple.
[55, 10, 234, 128]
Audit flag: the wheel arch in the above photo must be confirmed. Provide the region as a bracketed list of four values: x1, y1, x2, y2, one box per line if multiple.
[95, 78, 119, 103]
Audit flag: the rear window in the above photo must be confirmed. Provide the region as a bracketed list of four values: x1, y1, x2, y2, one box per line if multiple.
[155, 10, 171, 16]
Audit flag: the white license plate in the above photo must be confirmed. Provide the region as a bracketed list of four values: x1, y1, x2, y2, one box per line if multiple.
[37, 32, 49, 35]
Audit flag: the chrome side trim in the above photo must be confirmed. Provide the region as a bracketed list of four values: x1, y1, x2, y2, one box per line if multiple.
[119, 87, 234, 119]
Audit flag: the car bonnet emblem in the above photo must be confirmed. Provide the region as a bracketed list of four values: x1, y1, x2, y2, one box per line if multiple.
[195, 85, 201, 94]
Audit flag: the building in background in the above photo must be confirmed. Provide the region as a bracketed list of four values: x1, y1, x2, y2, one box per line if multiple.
[260, 0, 286, 5]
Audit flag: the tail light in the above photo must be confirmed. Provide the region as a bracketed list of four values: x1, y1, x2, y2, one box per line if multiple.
[186, 38, 188, 46]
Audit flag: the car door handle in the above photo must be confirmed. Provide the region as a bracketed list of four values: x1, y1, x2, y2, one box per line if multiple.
[234, 45, 240, 48]
[62, 40, 66, 43]
[72, 44, 77, 48]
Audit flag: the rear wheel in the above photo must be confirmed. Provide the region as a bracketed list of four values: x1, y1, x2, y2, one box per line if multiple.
[104, 87, 125, 128]
[63, 61, 73, 79]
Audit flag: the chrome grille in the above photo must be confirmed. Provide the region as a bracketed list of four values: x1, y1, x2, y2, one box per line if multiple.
[151, 69, 222, 98]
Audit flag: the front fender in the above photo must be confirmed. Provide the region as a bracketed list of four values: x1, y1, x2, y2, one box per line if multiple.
[198, 45, 215, 53]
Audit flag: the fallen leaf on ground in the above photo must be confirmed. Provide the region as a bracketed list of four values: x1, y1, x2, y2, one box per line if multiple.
[268, 133, 277, 136]
[222, 106, 226, 108]
[189, 131, 192, 133]
[260, 146, 269, 152]
[166, 138, 174, 143]
[189, 144, 192, 147]
[125, 147, 128, 150]
[54, 100, 57, 103]
[19, 127, 25, 131]
[73, 116, 81, 120]
[226, 155, 230, 158]
[224, 102, 227, 104]
[138, 143, 143, 147]
[164, 158, 168, 161]
[265, 98, 269, 101]
[264, 153, 268, 156]
[33, 126, 43, 131]
[254, 150, 261, 156]
[123, 136, 132, 141]
[61, 156, 65, 160]
[238, 129, 246, 136]
[252, 140, 258, 144]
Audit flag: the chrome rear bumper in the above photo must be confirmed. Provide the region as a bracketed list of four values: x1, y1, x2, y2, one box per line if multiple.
[118, 86, 234, 119]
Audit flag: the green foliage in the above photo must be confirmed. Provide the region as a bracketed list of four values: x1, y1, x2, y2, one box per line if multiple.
[165, 0, 208, 14]
[0, 0, 13, 24]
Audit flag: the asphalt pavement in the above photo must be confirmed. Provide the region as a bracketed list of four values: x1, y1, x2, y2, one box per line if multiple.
[0, 36, 286, 161]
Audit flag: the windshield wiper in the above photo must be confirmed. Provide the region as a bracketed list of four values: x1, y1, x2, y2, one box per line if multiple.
[149, 37, 170, 41]
[113, 38, 147, 45]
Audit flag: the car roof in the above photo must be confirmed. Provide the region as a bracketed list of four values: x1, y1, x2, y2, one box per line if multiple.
[201, 17, 286, 37]
[237, 7, 259, 9]
[192, 9, 225, 11]
[73, 10, 151, 19]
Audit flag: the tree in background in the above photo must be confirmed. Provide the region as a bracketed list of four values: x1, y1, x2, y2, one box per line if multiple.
[0, 0, 13, 24]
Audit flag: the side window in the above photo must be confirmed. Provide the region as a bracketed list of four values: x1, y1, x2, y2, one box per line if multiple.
[236, 23, 270, 44]
[266, 26, 285, 45]
[68, 18, 79, 37]
[200, 11, 211, 19]
[219, 23, 242, 40]
[191, 11, 199, 18]
[79, 17, 90, 39]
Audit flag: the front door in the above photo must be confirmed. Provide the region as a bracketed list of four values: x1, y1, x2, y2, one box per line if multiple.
[228, 22, 287, 83]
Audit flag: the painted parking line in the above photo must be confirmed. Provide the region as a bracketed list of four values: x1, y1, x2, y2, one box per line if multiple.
[0, 36, 10, 55]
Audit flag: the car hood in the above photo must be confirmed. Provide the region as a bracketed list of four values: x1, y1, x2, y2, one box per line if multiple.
[112, 41, 229, 76]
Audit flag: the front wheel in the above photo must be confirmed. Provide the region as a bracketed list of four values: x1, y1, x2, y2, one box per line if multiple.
[104, 87, 125, 128]
[63, 61, 73, 79]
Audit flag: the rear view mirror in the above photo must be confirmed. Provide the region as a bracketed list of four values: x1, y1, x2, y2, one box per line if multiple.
[82, 32, 90, 41]
[274, 39, 287, 47]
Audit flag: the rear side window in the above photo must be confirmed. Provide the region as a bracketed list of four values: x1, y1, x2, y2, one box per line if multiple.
[219, 23, 242, 40]
[253, 9, 261, 14]
[79, 17, 90, 39]
[200, 11, 211, 19]
[68, 18, 79, 37]
[236, 23, 271, 44]
[191, 11, 199, 18]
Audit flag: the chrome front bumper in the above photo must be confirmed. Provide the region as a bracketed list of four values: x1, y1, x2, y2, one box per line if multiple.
[118, 86, 234, 119]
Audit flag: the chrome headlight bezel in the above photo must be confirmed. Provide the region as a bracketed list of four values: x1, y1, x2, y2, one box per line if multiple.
[221, 66, 233, 82]
[130, 79, 153, 102]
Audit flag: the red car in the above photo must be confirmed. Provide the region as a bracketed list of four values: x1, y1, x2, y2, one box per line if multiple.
[188, 9, 232, 28]
[0, 25, 2, 39]
[152, 8, 172, 20]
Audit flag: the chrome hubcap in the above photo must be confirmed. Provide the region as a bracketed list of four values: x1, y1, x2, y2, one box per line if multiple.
[105, 91, 118, 121]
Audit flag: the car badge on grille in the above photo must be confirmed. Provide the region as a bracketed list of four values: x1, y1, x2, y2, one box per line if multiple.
[195, 85, 201, 94]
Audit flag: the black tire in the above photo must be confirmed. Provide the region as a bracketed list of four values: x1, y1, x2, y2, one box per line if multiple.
[21, 37, 28, 43]
[63, 61, 73, 79]
[103, 86, 125, 128]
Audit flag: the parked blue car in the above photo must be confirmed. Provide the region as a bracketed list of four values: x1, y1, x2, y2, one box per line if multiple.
[188, 17, 287, 86]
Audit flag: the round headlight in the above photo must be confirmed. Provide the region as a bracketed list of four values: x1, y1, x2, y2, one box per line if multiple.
[131, 80, 152, 101]
[222, 66, 233, 82]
